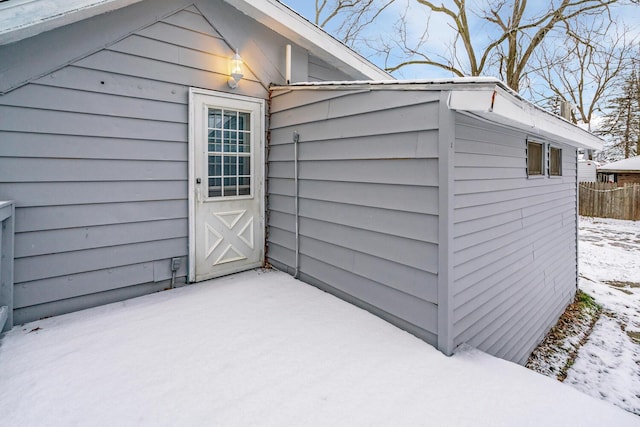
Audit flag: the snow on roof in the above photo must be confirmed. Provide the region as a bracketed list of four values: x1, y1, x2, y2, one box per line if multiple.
[0, 269, 637, 426]
[272, 78, 603, 150]
[0, 0, 390, 80]
[598, 155, 640, 172]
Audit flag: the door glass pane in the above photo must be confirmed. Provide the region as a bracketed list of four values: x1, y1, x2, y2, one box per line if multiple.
[223, 131, 238, 152]
[206, 107, 252, 198]
[223, 177, 237, 196]
[238, 156, 250, 175]
[238, 132, 250, 153]
[208, 109, 222, 129]
[238, 112, 250, 131]
[238, 176, 251, 196]
[224, 156, 237, 175]
[208, 178, 222, 197]
[208, 155, 222, 176]
[223, 111, 237, 130]
[208, 130, 222, 152]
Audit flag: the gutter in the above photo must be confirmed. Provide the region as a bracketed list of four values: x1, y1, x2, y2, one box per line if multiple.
[447, 85, 603, 151]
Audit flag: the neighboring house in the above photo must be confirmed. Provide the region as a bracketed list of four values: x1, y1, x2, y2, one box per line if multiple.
[0, 0, 602, 364]
[597, 156, 640, 186]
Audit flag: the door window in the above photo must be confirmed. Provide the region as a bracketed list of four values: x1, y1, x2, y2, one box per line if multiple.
[207, 108, 251, 197]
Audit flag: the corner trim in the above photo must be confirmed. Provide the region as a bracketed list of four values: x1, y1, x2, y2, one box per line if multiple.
[437, 91, 455, 355]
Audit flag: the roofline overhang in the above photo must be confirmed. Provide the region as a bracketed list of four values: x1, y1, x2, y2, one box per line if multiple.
[271, 78, 603, 151]
[0, 0, 144, 45]
[447, 84, 603, 150]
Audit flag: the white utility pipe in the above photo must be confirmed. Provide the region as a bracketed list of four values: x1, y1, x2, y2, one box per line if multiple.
[293, 131, 300, 278]
[285, 44, 292, 84]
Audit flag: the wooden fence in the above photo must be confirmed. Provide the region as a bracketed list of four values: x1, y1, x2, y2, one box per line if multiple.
[579, 182, 640, 221]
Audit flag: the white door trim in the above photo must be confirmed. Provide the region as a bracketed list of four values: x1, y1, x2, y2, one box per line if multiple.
[188, 87, 266, 282]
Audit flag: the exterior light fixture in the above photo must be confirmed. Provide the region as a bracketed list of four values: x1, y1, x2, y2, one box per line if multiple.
[228, 49, 243, 89]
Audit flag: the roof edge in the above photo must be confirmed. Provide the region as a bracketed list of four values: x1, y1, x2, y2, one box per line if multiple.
[0, 0, 145, 45]
[270, 78, 603, 150]
[448, 84, 603, 150]
[597, 155, 640, 172]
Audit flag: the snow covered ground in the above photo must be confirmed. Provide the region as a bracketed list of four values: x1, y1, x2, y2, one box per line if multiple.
[565, 217, 640, 415]
[1, 269, 638, 426]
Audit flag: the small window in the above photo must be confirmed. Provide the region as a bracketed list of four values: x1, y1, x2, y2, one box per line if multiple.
[549, 146, 562, 176]
[527, 141, 544, 176]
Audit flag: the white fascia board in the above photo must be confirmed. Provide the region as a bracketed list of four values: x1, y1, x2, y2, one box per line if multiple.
[0, 0, 144, 45]
[448, 85, 603, 150]
[222, 0, 391, 81]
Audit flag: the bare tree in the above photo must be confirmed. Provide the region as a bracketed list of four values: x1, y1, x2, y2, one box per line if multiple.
[382, 0, 621, 91]
[597, 62, 640, 159]
[532, 18, 633, 130]
[314, 0, 395, 46]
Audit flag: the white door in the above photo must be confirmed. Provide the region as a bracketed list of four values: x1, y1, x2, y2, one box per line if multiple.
[189, 89, 265, 282]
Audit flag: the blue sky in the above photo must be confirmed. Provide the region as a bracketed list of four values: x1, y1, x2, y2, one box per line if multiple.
[280, 0, 433, 79]
[280, 1, 640, 82]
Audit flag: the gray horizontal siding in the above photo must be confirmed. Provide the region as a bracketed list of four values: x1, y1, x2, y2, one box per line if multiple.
[15, 219, 187, 258]
[0, 106, 186, 141]
[0, 84, 187, 123]
[269, 158, 439, 186]
[14, 201, 187, 233]
[269, 196, 438, 243]
[269, 212, 438, 273]
[14, 238, 187, 284]
[268, 178, 439, 215]
[268, 131, 439, 161]
[0, 158, 186, 182]
[268, 87, 441, 345]
[451, 114, 578, 364]
[13, 276, 187, 326]
[268, 228, 437, 304]
[0, 132, 186, 161]
[0, 182, 186, 207]
[14, 258, 188, 309]
[307, 55, 354, 82]
[34, 65, 190, 104]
